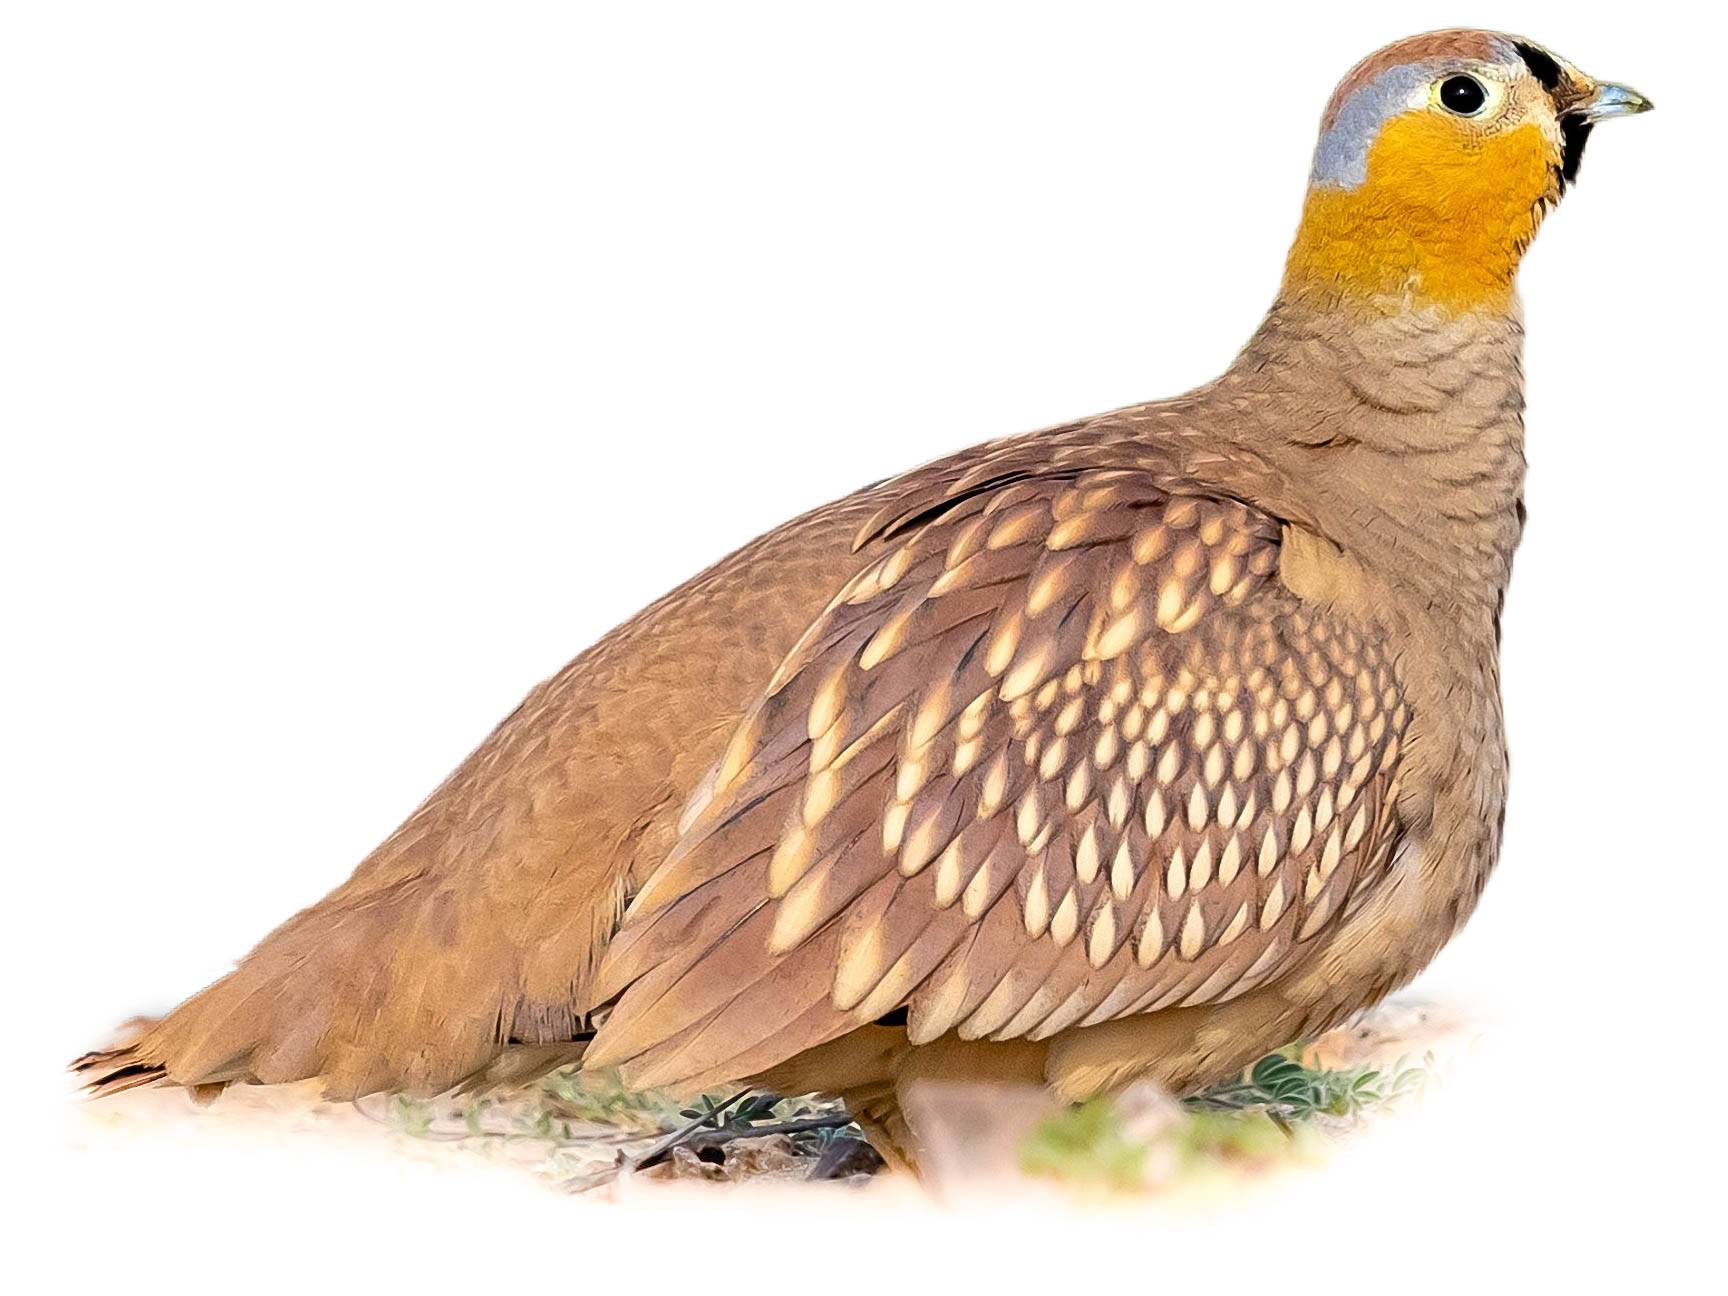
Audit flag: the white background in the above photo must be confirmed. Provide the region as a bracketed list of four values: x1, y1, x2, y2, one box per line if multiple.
[6, 1, 1721, 1287]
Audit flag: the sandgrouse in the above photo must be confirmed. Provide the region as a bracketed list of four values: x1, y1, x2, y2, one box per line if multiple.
[79, 30, 1651, 1169]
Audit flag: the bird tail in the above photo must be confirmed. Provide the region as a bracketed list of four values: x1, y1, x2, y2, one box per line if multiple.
[73, 1018, 590, 1103]
[68, 868, 595, 1102]
[68, 890, 418, 1101]
[72, 1017, 185, 1098]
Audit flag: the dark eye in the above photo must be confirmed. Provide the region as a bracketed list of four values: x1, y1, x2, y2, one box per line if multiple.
[1439, 75, 1488, 116]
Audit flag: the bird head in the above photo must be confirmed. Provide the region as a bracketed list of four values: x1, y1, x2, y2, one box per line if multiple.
[1282, 30, 1651, 315]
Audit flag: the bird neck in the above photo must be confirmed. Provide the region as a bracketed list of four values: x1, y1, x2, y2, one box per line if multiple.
[1201, 299, 1528, 625]
[1280, 117, 1558, 316]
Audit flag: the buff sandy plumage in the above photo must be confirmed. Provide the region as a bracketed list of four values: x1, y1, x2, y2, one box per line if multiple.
[76, 29, 1650, 1171]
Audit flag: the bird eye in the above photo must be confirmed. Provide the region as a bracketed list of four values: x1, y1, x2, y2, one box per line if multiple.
[1438, 74, 1489, 116]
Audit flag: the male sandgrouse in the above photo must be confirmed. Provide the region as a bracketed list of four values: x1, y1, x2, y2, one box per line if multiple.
[79, 30, 1651, 1169]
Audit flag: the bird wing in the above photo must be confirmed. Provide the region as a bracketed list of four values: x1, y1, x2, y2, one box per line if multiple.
[585, 466, 1409, 1091]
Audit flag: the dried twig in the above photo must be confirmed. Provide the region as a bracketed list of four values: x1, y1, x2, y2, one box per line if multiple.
[806, 1132, 880, 1182]
[630, 1090, 752, 1164]
[675, 1112, 856, 1153]
[559, 1089, 754, 1192]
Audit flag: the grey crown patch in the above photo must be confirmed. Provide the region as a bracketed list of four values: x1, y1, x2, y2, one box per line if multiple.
[1311, 62, 1444, 190]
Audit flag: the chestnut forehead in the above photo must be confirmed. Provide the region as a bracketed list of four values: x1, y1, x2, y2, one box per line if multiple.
[1322, 30, 1510, 130]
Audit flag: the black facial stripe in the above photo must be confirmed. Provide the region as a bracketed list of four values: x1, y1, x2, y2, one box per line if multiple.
[1513, 40, 1590, 189]
[1560, 114, 1594, 186]
[1514, 40, 1565, 92]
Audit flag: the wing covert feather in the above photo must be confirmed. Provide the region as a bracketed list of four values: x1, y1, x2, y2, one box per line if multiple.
[587, 469, 1409, 1090]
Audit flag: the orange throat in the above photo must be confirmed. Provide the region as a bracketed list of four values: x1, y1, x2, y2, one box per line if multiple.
[1282, 116, 1559, 315]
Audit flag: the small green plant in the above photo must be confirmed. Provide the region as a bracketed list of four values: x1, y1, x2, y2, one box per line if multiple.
[1187, 1049, 1431, 1123]
[1022, 1047, 1435, 1191]
[392, 1095, 434, 1139]
[1021, 1098, 1149, 1191]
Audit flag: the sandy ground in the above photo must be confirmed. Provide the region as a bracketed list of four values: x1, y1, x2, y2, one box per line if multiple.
[67, 996, 1476, 1199]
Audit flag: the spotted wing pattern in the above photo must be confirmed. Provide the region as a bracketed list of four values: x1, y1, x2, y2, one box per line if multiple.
[585, 468, 1409, 1090]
